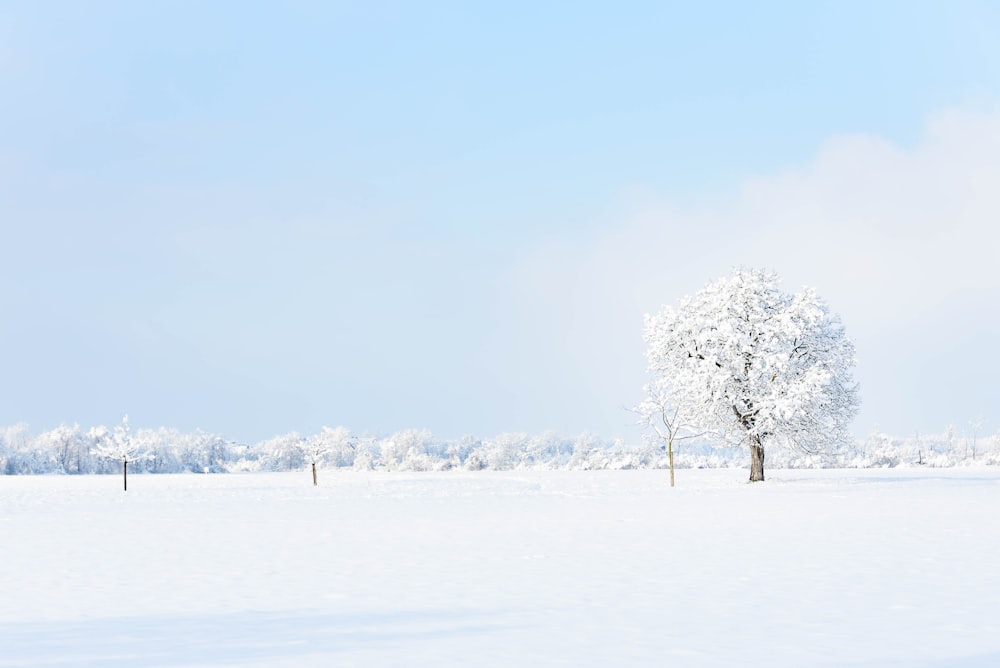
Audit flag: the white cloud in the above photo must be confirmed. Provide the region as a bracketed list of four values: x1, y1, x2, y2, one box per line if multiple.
[500, 107, 1000, 438]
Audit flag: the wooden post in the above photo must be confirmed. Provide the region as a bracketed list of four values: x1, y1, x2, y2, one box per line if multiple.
[123, 459, 128, 492]
[312, 462, 317, 487]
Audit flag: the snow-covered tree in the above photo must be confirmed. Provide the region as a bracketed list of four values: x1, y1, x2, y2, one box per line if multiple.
[484, 432, 529, 470]
[255, 432, 305, 472]
[380, 429, 435, 471]
[91, 415, 149, 490]
[644, 269, 859, 481]
[968, 417, 985, 461]
[352, 437, 380, 471]
[299, 436, 327, 486]
[300, 426, 355, 485]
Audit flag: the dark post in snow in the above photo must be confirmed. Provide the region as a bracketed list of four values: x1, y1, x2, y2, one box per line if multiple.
[312, 461, 318, 486]
[123, 458, 128, 492]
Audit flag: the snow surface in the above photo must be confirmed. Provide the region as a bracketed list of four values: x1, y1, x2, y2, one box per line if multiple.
[2, 469, 999, 667]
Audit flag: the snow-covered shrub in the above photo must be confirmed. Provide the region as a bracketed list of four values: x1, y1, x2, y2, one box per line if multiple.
[2, 421, 999, 474]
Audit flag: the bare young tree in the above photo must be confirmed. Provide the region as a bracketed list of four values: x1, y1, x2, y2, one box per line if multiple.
[633, 379, 708, 487]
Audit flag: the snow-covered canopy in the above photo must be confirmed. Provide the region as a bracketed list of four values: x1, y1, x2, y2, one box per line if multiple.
[644, 268, 859, 453]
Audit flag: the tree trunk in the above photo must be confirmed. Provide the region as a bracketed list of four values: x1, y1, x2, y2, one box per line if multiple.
[312, 462, 317, 487]
[123, 459, 128, 492]
[749, 436, 765, 482]
[668, 436, 675, 488]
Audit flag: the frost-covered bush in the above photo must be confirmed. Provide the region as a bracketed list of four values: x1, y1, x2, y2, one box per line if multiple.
[2, 422, 999, 474]
[352, 438, 380, 471]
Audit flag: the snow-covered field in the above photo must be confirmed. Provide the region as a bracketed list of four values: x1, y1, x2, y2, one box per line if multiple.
[2, 469, 999, 667]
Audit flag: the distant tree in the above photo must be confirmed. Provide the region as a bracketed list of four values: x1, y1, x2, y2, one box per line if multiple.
[91, 415, 149, 491]
[300, 426, 355, 485]
[299, 438, 327, 486]
[352, 437, 380, 471]
[968, 418, 985, 461]
[486, 432, 529, 470]
[380, 429, 434, 471]
[644, 269, 859, 481]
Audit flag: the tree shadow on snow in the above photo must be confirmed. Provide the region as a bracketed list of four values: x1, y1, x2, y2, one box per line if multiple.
[861, 651, 1000, 668]
[0, 608, 519, 667]
[766, 473, 1000, 487]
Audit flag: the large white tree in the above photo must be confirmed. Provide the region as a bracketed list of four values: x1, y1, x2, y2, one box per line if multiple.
[644, 269, 859, 481]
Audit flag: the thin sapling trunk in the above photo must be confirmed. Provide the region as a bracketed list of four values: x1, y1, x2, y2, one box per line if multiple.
[668, 436, 675, 488]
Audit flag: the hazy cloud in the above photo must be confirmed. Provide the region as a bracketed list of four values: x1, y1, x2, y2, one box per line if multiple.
[503, 107, 1000, 438]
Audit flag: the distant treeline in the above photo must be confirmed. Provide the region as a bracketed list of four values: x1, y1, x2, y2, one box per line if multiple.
[1, 423, 998, 475]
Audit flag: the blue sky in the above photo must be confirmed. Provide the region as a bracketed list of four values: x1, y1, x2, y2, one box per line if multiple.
[3, 1, 1000, 443]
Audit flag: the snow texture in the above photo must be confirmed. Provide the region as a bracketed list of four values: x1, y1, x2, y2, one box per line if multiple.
[2, 469, 999, 666]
